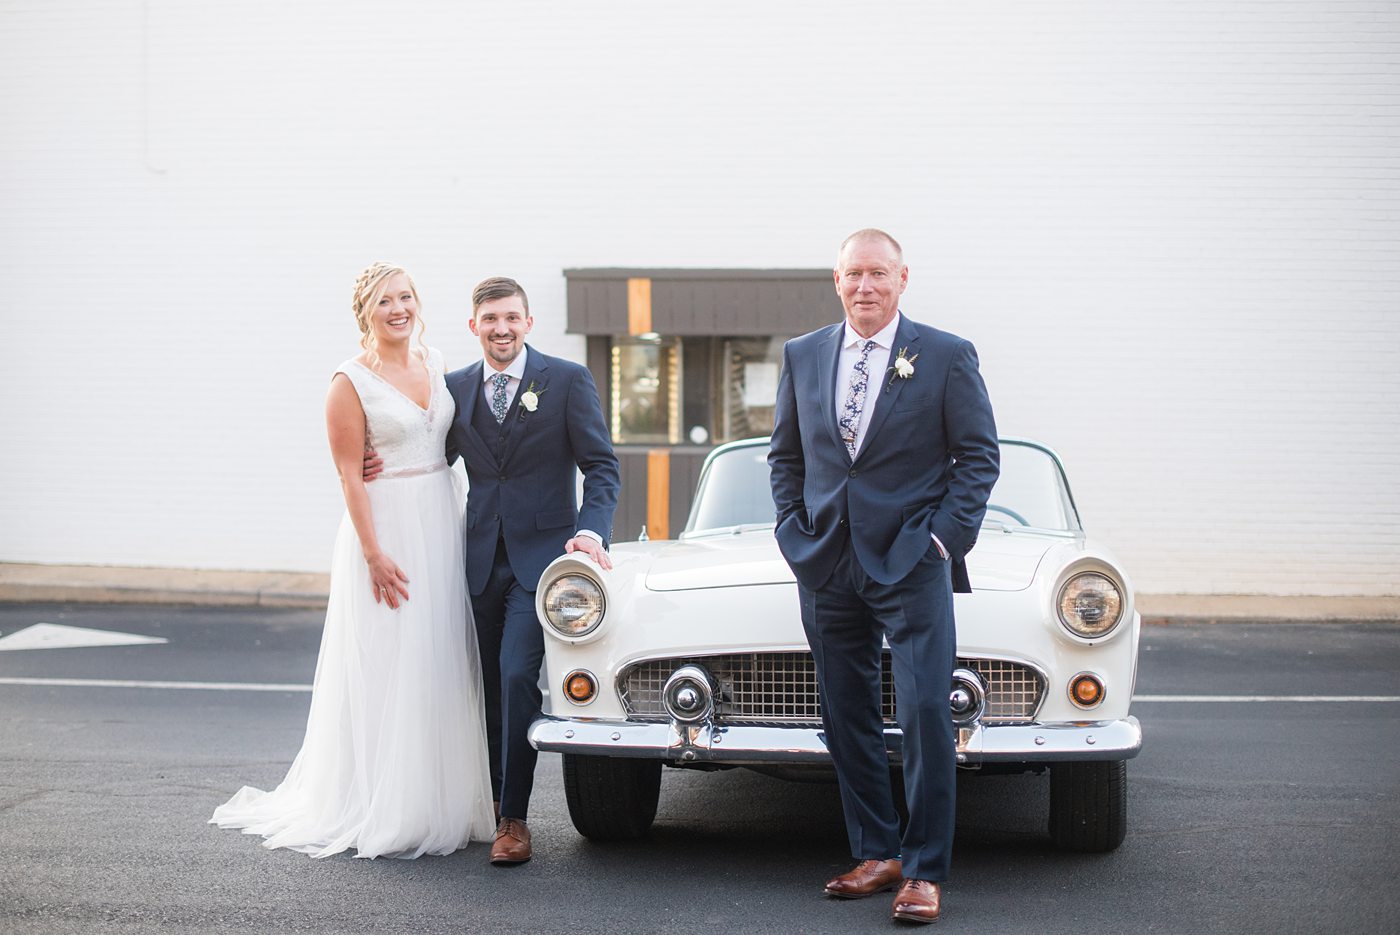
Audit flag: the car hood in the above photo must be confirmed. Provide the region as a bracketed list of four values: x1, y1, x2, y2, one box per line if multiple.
[643, 529, 1057, 592]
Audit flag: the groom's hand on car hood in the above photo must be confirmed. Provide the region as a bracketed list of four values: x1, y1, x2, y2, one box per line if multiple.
[565, 536, 613, 571]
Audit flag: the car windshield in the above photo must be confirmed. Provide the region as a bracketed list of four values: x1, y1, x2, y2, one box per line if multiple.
[684, 438, 1080, 535]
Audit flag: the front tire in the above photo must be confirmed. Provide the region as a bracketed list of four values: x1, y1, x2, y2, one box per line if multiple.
[561, 754, 662, 841]
[1048, 760, 1127, 852]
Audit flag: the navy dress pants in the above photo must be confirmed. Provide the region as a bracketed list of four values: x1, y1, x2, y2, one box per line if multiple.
[799, 538, 957, 883]
[472, 537, 546, 821]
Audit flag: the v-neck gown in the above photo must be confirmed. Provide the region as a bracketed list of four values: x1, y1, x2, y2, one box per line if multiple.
[210, 347, 495, 859]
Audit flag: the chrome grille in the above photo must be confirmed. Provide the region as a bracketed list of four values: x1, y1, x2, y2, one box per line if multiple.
[618, 652, 1045, 725]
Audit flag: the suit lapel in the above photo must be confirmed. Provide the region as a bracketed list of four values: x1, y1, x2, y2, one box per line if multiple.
[497, 346, 550, 469]
[858, 314, 920, 462]
[458, 361, 500, 469]
[817, 325, 846, 456]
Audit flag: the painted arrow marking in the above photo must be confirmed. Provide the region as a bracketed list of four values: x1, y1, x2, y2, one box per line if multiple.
[0, 623, 169, 651]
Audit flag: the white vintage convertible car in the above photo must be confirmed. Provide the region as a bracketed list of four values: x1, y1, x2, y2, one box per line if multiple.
[528, 437, 1142, 852]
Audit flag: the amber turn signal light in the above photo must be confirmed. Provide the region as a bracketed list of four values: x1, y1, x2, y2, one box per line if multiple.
[1069, 673, 1105, 709]
[564, 670, 597, 705]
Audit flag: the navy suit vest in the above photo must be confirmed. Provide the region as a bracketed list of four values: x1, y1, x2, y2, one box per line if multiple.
[469, 381, 518, 460]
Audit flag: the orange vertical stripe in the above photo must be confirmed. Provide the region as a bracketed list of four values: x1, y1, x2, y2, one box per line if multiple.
[646, 448, 670, 540]
[627, 277, 652, 335]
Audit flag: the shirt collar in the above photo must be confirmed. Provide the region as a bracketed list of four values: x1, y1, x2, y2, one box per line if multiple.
[842, 312, 901, 350]
[482, 346, 529, 383]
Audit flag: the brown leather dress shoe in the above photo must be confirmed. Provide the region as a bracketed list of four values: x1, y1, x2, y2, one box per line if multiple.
[891, 878, 941, 924]
[823, 859, 903, 898]
[489, 817, 532, 865]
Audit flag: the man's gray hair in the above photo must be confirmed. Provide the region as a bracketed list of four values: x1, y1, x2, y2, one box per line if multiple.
[837, 228, 904, 266]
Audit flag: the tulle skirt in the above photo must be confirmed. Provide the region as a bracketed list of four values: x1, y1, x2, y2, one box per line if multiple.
[211, 467, 496, 859]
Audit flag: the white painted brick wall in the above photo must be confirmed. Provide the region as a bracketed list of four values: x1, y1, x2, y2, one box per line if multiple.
[1, 1, 1397, 595]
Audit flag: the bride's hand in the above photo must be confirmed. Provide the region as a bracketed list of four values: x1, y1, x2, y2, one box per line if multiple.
[367, 553, 410, 609]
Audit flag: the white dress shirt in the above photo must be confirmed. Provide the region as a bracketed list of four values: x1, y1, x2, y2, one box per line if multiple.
[480, 346, 530, 410]
[835, 312, 948, 559]
[835, 315, 899, 458]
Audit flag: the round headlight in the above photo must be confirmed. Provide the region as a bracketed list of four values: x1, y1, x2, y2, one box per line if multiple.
[543, 574, 606, 637]
[1057, 572, 1124, 638]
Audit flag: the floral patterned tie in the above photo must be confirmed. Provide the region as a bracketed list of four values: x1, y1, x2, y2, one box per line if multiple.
[839, 339, 877, 459]
[490, 373, 510, 424]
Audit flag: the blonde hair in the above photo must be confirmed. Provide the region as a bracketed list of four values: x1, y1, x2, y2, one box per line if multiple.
[351, 262, 428, 372]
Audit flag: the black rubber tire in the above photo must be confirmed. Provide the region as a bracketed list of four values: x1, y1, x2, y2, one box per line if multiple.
[561, 754, 662, 841]
[1048, 760, 1128, 852]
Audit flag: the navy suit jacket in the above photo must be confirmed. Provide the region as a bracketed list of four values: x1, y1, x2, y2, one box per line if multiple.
[768, 314, 999, 593]
[445, 345, 620, 595]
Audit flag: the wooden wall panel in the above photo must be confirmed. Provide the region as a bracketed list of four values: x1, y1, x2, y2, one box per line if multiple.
[567, 269, 841, 337]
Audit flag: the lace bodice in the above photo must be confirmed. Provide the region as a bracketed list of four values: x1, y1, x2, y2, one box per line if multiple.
[336, 347, 452, 477]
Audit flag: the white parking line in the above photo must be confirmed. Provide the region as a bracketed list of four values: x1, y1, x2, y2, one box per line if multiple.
[0, 623, 168, 651]
[0, 677, 1397, 702]
[0, 677, 311, 692]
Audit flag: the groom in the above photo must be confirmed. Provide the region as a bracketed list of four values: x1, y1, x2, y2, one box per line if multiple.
[365, 276, 617, 863]
[446, 276, 619, 864]
[767, 229, 998, 923]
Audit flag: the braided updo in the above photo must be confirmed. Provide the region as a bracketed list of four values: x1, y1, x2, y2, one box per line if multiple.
[351, 262, 428, 372]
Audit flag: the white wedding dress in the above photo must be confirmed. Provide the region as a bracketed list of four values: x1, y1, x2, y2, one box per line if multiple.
[211, 347, 496, 859]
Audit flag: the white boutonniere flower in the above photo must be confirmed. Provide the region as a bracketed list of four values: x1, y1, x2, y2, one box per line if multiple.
[518, 380, 545, 418]
[886, 347, 919, 389]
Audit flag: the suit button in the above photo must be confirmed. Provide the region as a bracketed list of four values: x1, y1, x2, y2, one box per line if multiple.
[499, 474, 507, 481]
[839, 518, 849, 528]
[849, 468, 858, 478]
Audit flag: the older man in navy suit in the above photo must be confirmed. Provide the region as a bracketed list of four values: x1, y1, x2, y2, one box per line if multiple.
[445, 276, 619, 865]
[768, 230, 998, 923]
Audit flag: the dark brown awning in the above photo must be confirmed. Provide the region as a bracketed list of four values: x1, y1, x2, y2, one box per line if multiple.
[564, 268, 843, 337]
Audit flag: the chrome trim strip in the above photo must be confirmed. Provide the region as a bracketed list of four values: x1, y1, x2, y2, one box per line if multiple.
[528, 716, 1142, 765]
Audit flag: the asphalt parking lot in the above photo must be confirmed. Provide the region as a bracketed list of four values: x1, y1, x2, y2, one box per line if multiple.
[1, 602, 1397, 934]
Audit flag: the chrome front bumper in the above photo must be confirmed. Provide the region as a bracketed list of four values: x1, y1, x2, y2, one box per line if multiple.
[528, 715, 1142, 766]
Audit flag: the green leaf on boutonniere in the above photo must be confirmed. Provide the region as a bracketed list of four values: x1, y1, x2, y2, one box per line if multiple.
[885, 347, 919, 390]
[517, 380, 546, 419]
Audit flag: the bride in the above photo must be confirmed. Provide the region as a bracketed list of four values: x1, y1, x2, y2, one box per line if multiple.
[211, 263, 495, 858]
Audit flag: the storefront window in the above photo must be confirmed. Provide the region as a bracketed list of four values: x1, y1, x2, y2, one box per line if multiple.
[718, 336, 790, 442]
[610, 336, 681, 444]
[606, 334, 793, 446]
